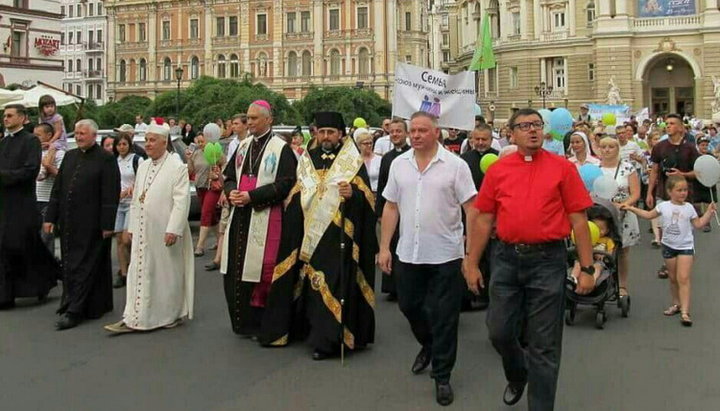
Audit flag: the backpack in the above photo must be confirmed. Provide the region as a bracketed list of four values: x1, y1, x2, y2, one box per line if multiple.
[132, 154, 140, 175]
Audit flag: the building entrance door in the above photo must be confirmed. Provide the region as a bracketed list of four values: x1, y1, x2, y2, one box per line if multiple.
[644, 54, 695, 117]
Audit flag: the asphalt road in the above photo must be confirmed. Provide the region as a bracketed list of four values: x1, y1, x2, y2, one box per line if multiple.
[1, 220, 719, 411]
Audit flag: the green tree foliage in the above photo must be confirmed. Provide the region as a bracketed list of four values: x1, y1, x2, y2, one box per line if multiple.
[294, 86, 391, 127]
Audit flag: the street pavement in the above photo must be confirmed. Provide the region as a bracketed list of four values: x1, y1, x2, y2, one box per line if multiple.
[1, 220, 720, 411]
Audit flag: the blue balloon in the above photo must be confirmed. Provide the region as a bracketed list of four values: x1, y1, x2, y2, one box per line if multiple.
[549, 108, 574, 137]
[579, 164, 603, 191]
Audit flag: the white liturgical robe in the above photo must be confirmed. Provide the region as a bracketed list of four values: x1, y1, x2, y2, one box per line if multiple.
[125, 152, 195, 330]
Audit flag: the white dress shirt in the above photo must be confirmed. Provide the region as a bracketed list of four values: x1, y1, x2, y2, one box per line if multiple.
[373, 135, 392, 156]
[383, 143, 477, 264]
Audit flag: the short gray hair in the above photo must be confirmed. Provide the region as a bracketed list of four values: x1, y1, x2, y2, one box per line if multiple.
[75, 119, 98, 134]
[410, 111, 439, 128]
[249, 103, 272, 118]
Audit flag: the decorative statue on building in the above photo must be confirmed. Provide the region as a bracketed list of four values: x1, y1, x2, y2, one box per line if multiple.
[606, 76, 623, 105]
[712, 75, 720, 114]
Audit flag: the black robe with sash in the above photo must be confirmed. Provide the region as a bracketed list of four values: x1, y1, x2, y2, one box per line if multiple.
[46, 144, 119, 319]
[222, 130, 297, 335]
[260, 141, 378, 353]
[375, 144, 410, 295]
[0, 129, 60, 304]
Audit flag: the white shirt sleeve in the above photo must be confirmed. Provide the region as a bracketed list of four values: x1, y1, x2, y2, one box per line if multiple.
[454, 160, 477, 204]
[382, 160, 400, 203]
[491, 138, 502, 152]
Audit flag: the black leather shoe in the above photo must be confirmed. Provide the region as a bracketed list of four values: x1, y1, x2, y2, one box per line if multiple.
[312, 349, 338, 361]
[411, 346, 431, 374]
[0, 301, 15, 310]
[435, 381, 454, 406]
[55, 313, 82, 331]
[503, 381, 526, 406]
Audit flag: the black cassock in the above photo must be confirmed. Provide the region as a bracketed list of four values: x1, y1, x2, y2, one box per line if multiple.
[460, 148, 499, 307]
[375, 144, 410, 295]
[0, 129, 59, 304]
[260, 145, 378, 353]
[46, 144, 119, 319]
[222, 132, 297, 335]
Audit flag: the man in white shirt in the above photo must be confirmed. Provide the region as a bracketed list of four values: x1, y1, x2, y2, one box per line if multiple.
[134, 115, 148, 133]
[373, 118, 393, 155]
[379, 111, 477, 406]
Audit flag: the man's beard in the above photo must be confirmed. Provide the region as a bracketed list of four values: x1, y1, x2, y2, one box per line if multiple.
[321, 140, 338, 152]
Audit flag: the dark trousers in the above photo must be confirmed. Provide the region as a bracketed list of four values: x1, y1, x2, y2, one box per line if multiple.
[486, 241, 567, 411]
[36, 202, 54, 257]
[396, 259, 464, 383]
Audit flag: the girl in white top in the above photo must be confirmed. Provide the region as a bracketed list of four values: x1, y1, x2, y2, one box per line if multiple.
[623, 176, 716, 327]
[356, 132, 382, 192]
[114, 134, 144, 288]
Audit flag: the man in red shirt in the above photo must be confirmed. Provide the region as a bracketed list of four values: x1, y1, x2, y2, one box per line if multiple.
[464, 108, 595, 410]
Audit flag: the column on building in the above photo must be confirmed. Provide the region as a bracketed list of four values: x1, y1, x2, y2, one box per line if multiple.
[107, 6, 116, 98]
[148, 4, 157, 82]
[313, 0, 323, 80]
[568, 0, 576, 37]
[204, 3, 212, 78]
[272, 1, 283, 81]
[240, 2, 250, 75]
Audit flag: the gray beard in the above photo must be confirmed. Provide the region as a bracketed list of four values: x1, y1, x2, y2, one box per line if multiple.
[321, 141, 338, 152]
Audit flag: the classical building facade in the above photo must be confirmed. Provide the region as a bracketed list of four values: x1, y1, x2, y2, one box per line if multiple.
[0, 0, 64, 88]
[59, 0, 108, 105]
[105, 0, 428, 101]
[440, 0, 720, 121]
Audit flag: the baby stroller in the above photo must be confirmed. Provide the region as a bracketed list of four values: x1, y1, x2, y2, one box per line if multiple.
[565, 197, 630, 329]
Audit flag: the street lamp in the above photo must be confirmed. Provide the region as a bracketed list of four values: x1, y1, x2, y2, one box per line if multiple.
[175, 66, 184, 120]
[534, 81, 553, 109]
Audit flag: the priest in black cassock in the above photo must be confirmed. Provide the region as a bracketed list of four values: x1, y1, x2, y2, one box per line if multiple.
[0, 104, 59, 309]
[375, 118, 410, 301]
[220, 100, 297, 336]
[460, 124, 498, 310]
[45, 119, 120, 330]
[261, 112, 378, 360]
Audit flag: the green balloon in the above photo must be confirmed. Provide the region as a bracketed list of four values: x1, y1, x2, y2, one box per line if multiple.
[550, 130, 564, 141]
[480, 153, 499, 173]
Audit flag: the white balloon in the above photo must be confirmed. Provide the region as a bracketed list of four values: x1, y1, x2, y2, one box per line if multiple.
[592, 175, 619, 200]
[203, 123, 222, 142]
[693, 154, 720, 188]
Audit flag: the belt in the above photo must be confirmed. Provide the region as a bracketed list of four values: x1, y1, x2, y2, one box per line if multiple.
[500, 240, 565, 254]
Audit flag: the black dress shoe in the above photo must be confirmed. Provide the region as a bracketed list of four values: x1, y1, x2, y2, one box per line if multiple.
[0, 301, 16, 310]
[312, 349, 338, 361]
[55, 313, 82, 331]
[38, 293, 49, 303]
[435, 381, 454, 406]
[411, 346, 432, 374]
[503, 381, 526, 406]
[386, 292, 398, 302]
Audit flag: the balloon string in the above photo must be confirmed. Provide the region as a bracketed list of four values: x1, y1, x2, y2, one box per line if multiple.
[710, 187, 720, 226]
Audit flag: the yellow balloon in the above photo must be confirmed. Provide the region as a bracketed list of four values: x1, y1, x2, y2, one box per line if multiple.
[571, 221, 600, 246]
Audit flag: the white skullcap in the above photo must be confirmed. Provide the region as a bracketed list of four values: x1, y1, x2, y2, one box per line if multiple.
[146, 118, 170, 138]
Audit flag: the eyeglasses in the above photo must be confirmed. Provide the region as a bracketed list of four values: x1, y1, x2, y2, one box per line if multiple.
[359, 141, 373, 146]
[512, 121, 544, 131]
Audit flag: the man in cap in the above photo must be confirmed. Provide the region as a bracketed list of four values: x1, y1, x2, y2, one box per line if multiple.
[104, 120, 194, 333]
[45, 119, 120, 330]
[577, 104, 591, 123]
[261, 111, 378, 360]
[220, 100, 298, 337]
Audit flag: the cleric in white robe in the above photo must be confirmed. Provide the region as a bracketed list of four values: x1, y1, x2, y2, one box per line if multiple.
[104, 119, 195, 334]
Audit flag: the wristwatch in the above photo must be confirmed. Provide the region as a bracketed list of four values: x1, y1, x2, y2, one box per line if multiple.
[580, 265, 595, 276]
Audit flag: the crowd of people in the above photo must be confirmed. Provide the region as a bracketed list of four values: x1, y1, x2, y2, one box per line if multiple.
[1, 95, 717, 410]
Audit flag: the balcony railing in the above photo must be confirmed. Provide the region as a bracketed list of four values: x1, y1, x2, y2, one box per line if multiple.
[83, 41, 103, 51]
[351, 28, 373, 38]
[633, 15, 702, 31]
[285, 31, 314, 41]
[84, 70, 103, 78]
[540, 30, 568, 42]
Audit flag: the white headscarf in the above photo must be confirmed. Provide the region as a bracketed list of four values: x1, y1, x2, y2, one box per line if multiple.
[570, 131, 591, 157]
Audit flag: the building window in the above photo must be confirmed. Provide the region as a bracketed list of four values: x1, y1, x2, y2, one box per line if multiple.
[76, 59, 81, 72]
[552, 58, 566, 89]
[586, 1, 596, 26]
[162, 21, 170, 40]
[68, 32, 73, 44]
[139, 59, 147, 81]
[97, 3, 103, 15]
[119, 25, 126, 42]
[553, 11, 566, 30]
[96, 58, 102, 71]
[357, 7, 368, 29]
[302, 51, 312, 77]
[301, 11, 311, 32]
[358, 47, 369, 75]
[488, 67, 497, 92]
[88, 30, 94, 45]
[139, 23, 146, 42]
[329, 9, 340, 31]
[61, 33, 64, 45]
[512, 12, 521, 36]
[96, 85, 102, 100]
[510, 66, 518, 89]
[88, 58, 93, 72]
[190, 18, 199, 39]
[77, 31, 81, 44]
[257, 14, 267, 35]
[229, 16, 238, 36]
[405, 12, 411, 31]
[330, 49, 341, 76]
[76, 4, 81, 17]
[88, 84, 93, 99]
[191, 56, 199, 79]
[89, 3, 94, 16]
[288, 51, 298, 77]
[60, 6, 65, 16]
[405, 55, 412, 63]
[287, 12, 296, 33]
[441, 14, 448, 27]
[68, 59, 73, 72]
[69, 6, 73, 17]
[442, 51, 450, 62]
[216, 17, 225, 36]
[230, 54, 239, 78]
[442, 33, 449, 46]
[588, 63, 595, 81]
[217, 55, 226, 78]
[76, 85, 81, 96]
[163, 58, 171, 80]
[119, 60, 126, 82]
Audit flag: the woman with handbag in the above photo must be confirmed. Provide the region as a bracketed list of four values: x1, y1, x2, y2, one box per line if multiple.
[186, 132, 225, 256]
